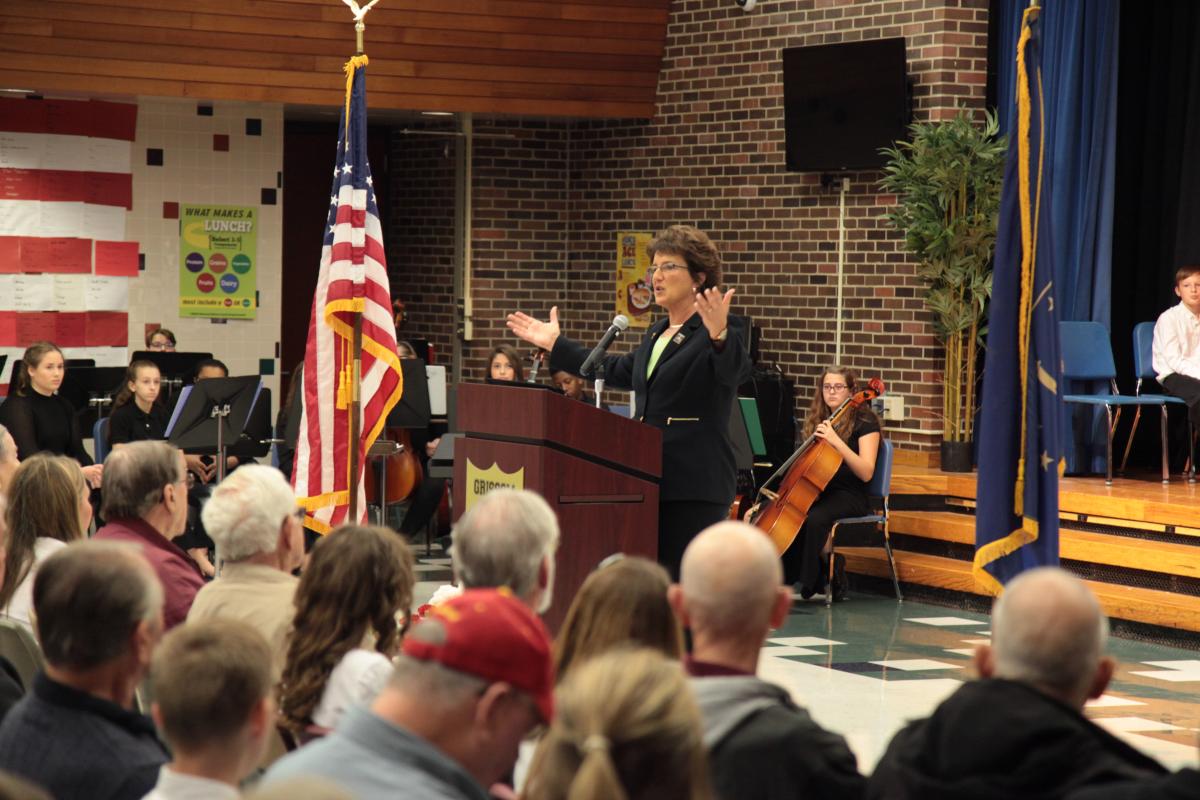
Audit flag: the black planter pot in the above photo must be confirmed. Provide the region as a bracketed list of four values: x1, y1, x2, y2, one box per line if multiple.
[940, 440, 973, 473]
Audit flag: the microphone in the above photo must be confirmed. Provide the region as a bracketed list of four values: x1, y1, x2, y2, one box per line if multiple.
[579, 315, 629, 377]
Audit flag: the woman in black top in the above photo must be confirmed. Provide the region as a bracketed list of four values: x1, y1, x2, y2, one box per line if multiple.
[0, 342, 102, 488]
[781, 366, 881, 600]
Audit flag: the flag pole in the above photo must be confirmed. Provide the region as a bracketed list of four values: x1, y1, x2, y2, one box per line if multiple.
[343, 0, 380, 522]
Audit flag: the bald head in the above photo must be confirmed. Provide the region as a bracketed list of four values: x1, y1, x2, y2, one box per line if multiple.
[680, 521, 783, 638]
[988, 567, 1109, 708]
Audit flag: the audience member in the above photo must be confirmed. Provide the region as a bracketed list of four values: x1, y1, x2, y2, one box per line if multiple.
[188, 465, 304, 682]
[0, 541, 168, 800]
[264, 588, 554, 799]
[450, 488, 560, 614]
[0, 425, 19, 494]
[143, 619, 275, 800]
[0, 455, 91, 629]
[245, 778, 352, 800]
[523, 648, 712, 800]
[145, 327, 177, 352]
[0, 543, 24, 724]
[868, 567, 1166, 800]
[555, 555, 682, 681]
[278, 525, 413, 733]
[94, 441, 204, 629]
[672, 521, 864, 800]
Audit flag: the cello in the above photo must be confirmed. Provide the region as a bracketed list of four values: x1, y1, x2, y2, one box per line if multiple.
[749, 378, 884, 555]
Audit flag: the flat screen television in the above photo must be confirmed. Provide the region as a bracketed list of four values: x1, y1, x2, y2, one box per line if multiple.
[782, 37, 910, 172]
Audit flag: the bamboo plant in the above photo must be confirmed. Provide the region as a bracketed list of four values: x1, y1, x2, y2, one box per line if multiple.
[879, 109, 1007, 443]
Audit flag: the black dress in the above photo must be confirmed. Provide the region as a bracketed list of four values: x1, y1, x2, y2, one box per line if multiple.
[106, 400, 170, 446]
[0, 390, 92, 465]
[781, 412, 881, 590]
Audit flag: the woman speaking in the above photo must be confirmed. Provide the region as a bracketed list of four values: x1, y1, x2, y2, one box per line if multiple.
[507, 225, 750, 578]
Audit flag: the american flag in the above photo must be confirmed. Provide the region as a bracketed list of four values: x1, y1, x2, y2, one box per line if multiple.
[293, 56, 403, 534]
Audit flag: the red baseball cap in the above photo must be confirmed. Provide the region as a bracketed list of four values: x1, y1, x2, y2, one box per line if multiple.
[402, 587, 556, 722]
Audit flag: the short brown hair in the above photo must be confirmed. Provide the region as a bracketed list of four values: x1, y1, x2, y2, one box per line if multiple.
[34, 541, 163, 669]
[646, 225, 723, 292]
[101, 441, 184, 520]
[1175, 265, 1200, 285]
[152, 619, 273, 752]
[553, 556, 682, 681]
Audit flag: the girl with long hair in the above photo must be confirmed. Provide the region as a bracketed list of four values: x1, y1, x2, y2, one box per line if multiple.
[524, 648, 713, 800]
[488, 344, 525, 382]
[278, 525, 414, 733]
[107, 360, 168, 446]
[0, 455, 92, 628]
[782, 366, 881, 601]
[0, 342, 101, 487]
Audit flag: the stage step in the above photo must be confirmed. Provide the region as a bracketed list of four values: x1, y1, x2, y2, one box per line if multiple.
[887, 511, 1200, 580]
[842, 547, 1200, 631]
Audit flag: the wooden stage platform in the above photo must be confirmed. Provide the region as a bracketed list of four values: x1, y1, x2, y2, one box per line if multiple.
[841, 465, 1200, 641]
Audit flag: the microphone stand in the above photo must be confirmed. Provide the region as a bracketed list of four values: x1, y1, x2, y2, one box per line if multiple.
[593, 361, 605, 410]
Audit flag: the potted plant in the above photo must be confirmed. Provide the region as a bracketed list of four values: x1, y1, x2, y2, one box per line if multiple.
[879, 109, 1007, 472]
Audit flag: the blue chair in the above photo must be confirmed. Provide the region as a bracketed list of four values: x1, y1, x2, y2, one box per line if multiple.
[1060, 321, 1165, 486]
[826, 438, 900, 606]
[91, 417, 110, 464]
[1120, 321, 1195, 482]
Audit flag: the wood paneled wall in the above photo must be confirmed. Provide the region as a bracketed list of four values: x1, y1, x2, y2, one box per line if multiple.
[0, 0, 668, 117]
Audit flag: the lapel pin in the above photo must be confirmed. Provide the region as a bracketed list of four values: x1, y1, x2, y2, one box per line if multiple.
[672, 332, 686, 345]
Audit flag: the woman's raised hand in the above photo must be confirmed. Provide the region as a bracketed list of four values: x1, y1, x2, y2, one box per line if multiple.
[506, 306, 561, 352]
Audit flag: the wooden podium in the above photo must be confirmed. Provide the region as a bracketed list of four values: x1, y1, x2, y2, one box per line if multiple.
[453, 382, 662, 631]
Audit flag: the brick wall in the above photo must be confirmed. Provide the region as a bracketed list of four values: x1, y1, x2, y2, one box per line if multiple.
[388, 0, 990, 450]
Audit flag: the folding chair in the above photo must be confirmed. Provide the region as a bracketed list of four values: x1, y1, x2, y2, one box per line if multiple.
[826, 439, 900, 606]
[1060, 321, 1165, 486]
[1120, 321, 1195, 483]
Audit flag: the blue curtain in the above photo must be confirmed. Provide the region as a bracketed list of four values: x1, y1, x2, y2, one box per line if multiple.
[993, 0, 1120, 472]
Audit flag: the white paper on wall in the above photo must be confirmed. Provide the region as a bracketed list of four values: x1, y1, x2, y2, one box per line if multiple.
[0, 199, 41, 236]
[0, 276, 15, 311]
[66, 346, 128, 368]
[86, 137, 132, 173]
[37, 201, 84, 238]
[43, 134, 92, 173]
[0, 133, 46, 170]
[81, 204, 125, 241]
[13, 274, 55, 310]
[53, 274, 88, 308]
[85, 275, 129, 311]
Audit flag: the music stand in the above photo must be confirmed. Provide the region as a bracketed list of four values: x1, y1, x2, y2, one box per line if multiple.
[386, 360, 432, 429]
[60, 366, 127, 432]
[166, 376, 261, 483]
[227, 387, 273, 459]
[131, 351, 214, 402]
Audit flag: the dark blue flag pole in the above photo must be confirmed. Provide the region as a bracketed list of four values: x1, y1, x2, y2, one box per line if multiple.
[973, 2, 1064, 593]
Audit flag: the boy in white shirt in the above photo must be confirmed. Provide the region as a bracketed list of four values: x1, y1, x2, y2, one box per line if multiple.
[1152, 265, 1200, 430]
[142, 620, 274, 800]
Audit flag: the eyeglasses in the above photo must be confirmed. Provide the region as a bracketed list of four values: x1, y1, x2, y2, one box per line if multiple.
[148, 342, 175, 352]
[645, 262, 687, 279]
[822, 383, 848, 392]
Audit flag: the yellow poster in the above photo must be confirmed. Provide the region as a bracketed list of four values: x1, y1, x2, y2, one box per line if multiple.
[464, 459, 525, 512]
[615, 232, 654, 329]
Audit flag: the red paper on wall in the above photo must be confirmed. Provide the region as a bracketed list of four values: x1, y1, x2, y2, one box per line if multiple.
[0, 312, 17, 347]
[16, 312, 57, 343]
[54, 312, 88, 347]
[85, 311, 128, 346]
[0, 237, 19, 273]
[20, 238, 91, 274]
[94, 241, 138, 277]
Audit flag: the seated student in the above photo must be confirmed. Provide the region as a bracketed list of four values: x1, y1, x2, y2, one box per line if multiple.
[0, 342, 102, 488]
[107, 360, 170, 446]
[488, 344, 525, 382]
[278, 525, 414, 734]
[0, 456, 92, 629]
[551, 369, 588, 402]
[868, 567, 1165, 800]
[145, 327, 177, 352]
[142, 620, 275, 800]
[1152, 264, 1200, 434]
[523, 649, 712, 800]
[774, 366, 880, 601]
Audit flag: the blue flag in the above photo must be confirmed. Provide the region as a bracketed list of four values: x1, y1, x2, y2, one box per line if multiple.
[973, 5, 1063, 592]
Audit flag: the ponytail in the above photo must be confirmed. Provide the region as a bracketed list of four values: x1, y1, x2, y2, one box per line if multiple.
[566, 734, 627, 800]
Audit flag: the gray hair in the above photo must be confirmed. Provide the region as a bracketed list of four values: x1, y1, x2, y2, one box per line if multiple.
[201, 465, 297, 562]
[101, 441, 184, 520]
[34, 540, 164, 669]
[389, 619, 487, 707]
[450, 489, 559, 605]
[680, 521, 782, 639]
[991, 567, 1108, 701]
[0, 424, 11, 460]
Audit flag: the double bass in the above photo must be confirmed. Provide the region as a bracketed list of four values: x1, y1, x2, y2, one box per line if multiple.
[749, 378, 884, 555]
